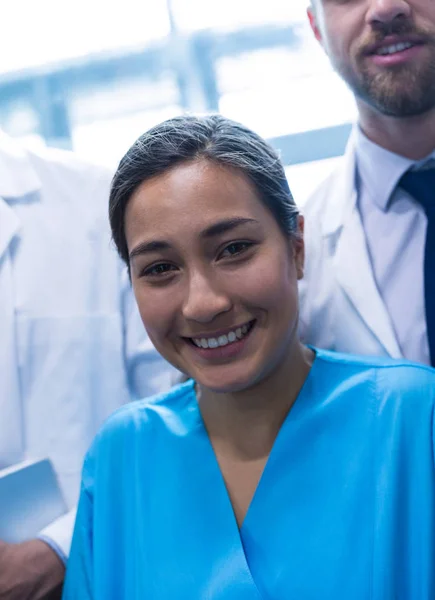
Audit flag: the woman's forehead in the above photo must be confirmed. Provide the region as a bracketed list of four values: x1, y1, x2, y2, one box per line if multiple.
[123, 160, 284, 255]
[126, 159, 269, 228]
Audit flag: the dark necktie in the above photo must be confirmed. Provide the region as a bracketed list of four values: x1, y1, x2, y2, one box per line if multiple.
[399, 168, 435, 366]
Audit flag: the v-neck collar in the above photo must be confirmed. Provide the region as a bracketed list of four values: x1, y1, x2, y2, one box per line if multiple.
[178, 349, 320, 597]
[241, 348, 319, 533]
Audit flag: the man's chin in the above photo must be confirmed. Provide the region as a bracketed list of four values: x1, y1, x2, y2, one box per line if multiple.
[365, 91, 435, 118]
[351, 74, 435, 118]
[348, 60, 435, 118]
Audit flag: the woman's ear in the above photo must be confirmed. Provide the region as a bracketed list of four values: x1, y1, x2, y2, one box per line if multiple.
[293, 215, 305, 280]
[307, 5, 323, 44]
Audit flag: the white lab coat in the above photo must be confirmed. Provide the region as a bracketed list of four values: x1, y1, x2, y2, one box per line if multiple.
[299, 131, 403, 360]
[0, 132, 175, 557]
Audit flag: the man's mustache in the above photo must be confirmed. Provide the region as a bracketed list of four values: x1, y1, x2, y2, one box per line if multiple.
[357, 20, 433, 55]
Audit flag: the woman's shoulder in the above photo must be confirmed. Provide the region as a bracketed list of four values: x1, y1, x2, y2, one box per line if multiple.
[314, 348, 435, 409]
[316, 346, 434, 370]
[80, 381, 197, 493]
[109, 378, 195, 427]
[90, 380, 196, 455]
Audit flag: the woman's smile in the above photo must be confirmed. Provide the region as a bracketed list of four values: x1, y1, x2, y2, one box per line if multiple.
[184, 319, 257, 363]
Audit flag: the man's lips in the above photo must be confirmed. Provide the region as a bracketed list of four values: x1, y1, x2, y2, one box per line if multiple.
[364, 35, 426, 56]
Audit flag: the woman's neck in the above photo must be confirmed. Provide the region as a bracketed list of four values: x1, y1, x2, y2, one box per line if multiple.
[197, 341, 314, 460]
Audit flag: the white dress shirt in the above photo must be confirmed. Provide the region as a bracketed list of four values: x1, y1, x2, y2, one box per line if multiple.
[355, 127, 435, 364]
[0, 131, 175, 558]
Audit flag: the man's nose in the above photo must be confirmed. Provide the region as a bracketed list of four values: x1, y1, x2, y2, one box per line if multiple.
[366, 0, 411, 27]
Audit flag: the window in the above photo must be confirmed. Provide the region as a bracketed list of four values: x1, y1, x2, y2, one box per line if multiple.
[1, 0, 354, 198]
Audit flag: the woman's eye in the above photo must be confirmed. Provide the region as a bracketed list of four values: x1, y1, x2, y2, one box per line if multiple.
[143, 263, 177, 277]
[219, 241, 252, 259]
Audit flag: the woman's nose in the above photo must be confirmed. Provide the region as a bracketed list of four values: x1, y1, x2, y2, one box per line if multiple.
[182, 272, 232, 324]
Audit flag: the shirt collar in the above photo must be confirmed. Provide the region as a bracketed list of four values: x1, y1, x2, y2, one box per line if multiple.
[0, 130, 42, 199]
[354, 125, 435, 211]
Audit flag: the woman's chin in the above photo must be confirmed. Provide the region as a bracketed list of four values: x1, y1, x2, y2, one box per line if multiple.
[195, 371, 257, 395]
[182, 347, 268, 394]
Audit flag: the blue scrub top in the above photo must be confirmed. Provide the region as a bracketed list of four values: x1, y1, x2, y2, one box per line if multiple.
[63, 349, 435, 599]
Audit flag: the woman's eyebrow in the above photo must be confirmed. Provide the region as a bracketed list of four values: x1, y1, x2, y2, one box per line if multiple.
[129, 240, 171, 260]
[200, 217, 259, 239]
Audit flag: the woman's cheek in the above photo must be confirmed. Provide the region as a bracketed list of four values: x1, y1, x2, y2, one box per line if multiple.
[237, 255, 294, 306]
[133, 284, 175, 331]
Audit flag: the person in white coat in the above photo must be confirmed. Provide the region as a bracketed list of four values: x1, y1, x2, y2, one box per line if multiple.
[301, 0, 435, 367]
[0, 130, 175, 599]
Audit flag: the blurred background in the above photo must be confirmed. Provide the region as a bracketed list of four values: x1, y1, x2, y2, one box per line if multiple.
[0, 0, 357, 206]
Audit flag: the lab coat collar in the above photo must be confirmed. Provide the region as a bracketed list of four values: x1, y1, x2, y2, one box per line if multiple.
[0, 131, 41, 199]
[321, 127, 358, 237]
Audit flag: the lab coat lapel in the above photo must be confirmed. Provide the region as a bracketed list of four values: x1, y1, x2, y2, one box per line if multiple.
[330, 138, 401, 358]
[0, 196, 20, 260]
[334, 204, 401, 358]
[0, 197, 23, 467]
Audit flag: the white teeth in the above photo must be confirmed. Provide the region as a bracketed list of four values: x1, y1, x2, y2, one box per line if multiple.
[376, 42, 413, 56]
[192, 323, 253, 349]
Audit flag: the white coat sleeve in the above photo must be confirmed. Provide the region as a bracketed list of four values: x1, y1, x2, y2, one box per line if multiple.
[38, 507, 77, 561]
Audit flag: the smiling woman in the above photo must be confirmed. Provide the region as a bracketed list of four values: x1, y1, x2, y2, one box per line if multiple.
[109, 115, 306, 395]
[63, 115, 435, 600]
[123, 161, 305, 393]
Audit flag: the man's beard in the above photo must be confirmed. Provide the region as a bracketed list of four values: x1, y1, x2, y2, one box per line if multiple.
[332, 21, 435, 117]
[342, 53, 435, 117]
